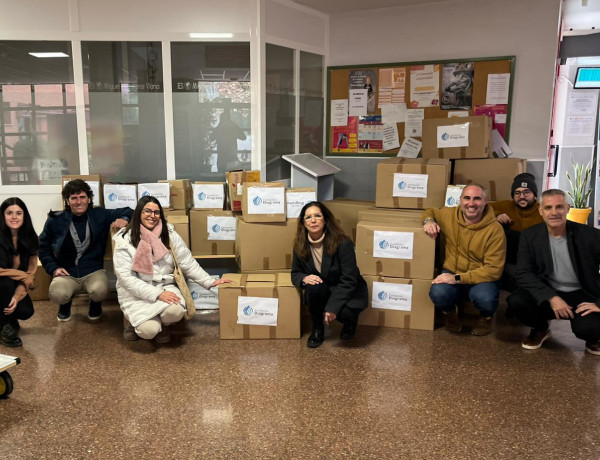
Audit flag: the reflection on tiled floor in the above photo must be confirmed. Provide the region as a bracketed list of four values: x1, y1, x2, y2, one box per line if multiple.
[1, 298, 599, 459]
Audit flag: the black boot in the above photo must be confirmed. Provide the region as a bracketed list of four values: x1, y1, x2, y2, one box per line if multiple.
[88, 301, 102, 321]
[57, 300, 72, 322]
[307, 325, 325, 348]
[340, 313, 358, 340]
[1, 324, 22, 347]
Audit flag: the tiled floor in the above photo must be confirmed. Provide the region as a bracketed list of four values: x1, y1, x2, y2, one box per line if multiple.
[1, 297, 599, 459]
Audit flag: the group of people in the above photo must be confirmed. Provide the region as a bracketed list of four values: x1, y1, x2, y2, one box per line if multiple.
[2, 173, 599, 356]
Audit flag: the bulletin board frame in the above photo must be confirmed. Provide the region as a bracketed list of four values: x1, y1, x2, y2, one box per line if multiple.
[326, 56, 516, 157]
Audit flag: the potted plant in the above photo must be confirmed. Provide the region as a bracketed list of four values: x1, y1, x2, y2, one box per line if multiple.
[566, 158, 593, 224]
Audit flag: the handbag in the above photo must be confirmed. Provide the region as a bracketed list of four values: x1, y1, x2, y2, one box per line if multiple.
[169, 239, 196, 320]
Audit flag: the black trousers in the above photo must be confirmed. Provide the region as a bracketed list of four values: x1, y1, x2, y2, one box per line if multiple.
[0, 277, 34, 327]
[507, 288, 600, 342]
[304, 282, 360, 330]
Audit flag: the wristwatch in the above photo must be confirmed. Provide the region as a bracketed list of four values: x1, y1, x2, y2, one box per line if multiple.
[423, 217, 435, 225]
[454, 274, 461, 283]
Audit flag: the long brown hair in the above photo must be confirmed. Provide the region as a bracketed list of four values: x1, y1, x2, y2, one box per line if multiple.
[122, 196, 170, 249]
[293, 201, 348, 260]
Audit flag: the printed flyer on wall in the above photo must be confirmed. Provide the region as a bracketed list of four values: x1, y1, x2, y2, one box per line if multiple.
[409, 65, 440, 108]
[332, 116, 358, 153]
[358, 116, 384, 153]
[441, 62, 474, 110]
[349, 69, 377, 114]
[378, 67, 406, 107]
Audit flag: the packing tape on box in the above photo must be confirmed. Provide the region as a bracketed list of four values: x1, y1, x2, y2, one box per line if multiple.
[211, 242, 218, 254]
[489, 180, 497, 201]
[263, 257, 269, 269]
[286, 253, 292, 267]
[378, 311, 386, 327]
[243, 324, 250, 339]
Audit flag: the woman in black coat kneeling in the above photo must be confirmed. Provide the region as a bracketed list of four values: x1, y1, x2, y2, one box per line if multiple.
[291, 201, 367, 348]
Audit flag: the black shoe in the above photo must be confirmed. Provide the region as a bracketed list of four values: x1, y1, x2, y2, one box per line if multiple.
[88, 301, 102, 321]
[57, 301, 72, 322]
[307, 329, 325, 348]
[340, 320, 358, 340]
[1, 324, 22, 347]
[9, 317, 20, 331]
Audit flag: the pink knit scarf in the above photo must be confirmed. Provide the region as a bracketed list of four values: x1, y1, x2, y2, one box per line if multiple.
[131, 221, 169, 275]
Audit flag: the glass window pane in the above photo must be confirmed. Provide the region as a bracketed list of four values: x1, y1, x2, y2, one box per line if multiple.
[171, 42, 251, 180]
[299, 51, 324, 156]
[0, 41, 78, 185]
[266, 44, 295, 182]
[81, 41, 166, 182]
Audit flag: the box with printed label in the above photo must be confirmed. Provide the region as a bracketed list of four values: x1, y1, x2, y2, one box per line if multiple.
[444, 185, 465, 207]
[322, 199, 375, 242]
[236, 218, 297, 271]
[452, 158, 527, 201]
[192, 182, 225, 210]
[286, 187, 316, 218]
[226, 170, 261, 211]
[163, 210, 190, 248]
[359, 276, 435, 330]
[357, 208, 423, 225]
[422, 115, 492, 160]
[30, 261, 51, 301]
[218, 273, 301, 339]
[62, 175, 104, 207]
[355, 220, 435, 279]
[188, 276, 220, 310]
[137, 183, 171, 208]
[103, 183, 137, 210]
[375, 158, 450, 209]
[158, 179, 192, 209]
[242, 181, 286, 223]
[189, 210, 236, 256]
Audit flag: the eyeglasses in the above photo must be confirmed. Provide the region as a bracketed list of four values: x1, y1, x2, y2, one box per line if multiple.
[142, 208, 161, 217]
[513, 190, 533, 197]
[303, 213, 324, 222]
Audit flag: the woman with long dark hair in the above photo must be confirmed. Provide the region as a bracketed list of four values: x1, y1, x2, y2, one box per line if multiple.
[113, 196, 229, 343]
[291, 201, 367, 348]
[0, 197, 39, 347]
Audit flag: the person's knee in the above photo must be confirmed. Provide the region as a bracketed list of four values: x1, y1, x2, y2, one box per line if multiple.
[49, 282, 73, 305]
[572, 318, 600, 342]
[160, 304, 184, 325]
[304, 283, 330, 306]
[429, 284, 455, 308]
[135, 321, 161, 340]
[86, 279, 108, 302]
[18, 298, 34, 320]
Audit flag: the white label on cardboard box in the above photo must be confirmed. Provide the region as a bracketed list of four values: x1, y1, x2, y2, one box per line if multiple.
[286, 191, 317, 218]
[392, 173, 429, 198]
[445, 184, 465, 207]
[436, 123, 470, 148]
[372, 281, 413, 311]
[237, 296, 278, 326]
[192, 183, 224, 209]
[63, 180, 100, 204]
[247, 187, 285, 215]
[103, 184, 137, 209]
[188, 276, 219, 310]
[372, 231, 414, 259]
[137, 183, 170, 208]
[207, 216, 236, 240]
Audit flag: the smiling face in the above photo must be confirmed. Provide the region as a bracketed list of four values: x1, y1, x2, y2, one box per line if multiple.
[512, 187, 536, 209]
[303, 205, 325, 239]
[460, 185, 487, 224]
[68, 191, 91, 216]
[140, 202, 161, 231]
[539, 193, 569, 235]
[4, 204, 24, 234]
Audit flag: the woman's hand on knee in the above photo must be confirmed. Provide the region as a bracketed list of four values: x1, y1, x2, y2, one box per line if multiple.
[4, 297, 17, 315]
[303, 275, 323, 286]
[158, 290, 181, 304]
[324, 312, 336, 326]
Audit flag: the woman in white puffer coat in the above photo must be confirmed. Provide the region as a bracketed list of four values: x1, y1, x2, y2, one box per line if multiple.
[113, 196, 229, 343]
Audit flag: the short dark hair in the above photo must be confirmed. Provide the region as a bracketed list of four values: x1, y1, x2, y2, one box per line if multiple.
[0, 197, 39, 255]
[122, 196, 170, 249]
[62, 179, 94, 208]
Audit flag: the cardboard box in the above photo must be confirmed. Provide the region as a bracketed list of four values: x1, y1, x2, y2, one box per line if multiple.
[226, 170, 261, 211]
[138, 183, 170, 208]
[355, 220, 435, 279]
[452, 158, 527, 201]
[358, 208, 423, 225]
[30, 261, 51, 301]
[164, 212, 190, 248]
[62, 175, 103, 207]
[218, 273, 301, 339]
[159, 179, 192, 209]
[375, 158, 450, 209]
[286, 187, 316, 218]
[188, 276, 220, 310]
[192, 182, 226, 210]
[236, 218, 297, 271]
[103, 183, 137, 210]
[359, 276, 435, 330]
[422, 115, 492, 159]
[242, 181, 286, 223]
[444, 185, 465, 207]
[322, 199, 375, 242]
[189, 210, 236, 256]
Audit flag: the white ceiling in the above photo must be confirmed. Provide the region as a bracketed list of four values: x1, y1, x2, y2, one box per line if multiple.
[290, 0, 457, 14]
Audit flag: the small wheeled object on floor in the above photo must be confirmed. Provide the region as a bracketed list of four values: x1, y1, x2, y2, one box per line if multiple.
[0, 353, 20, 399]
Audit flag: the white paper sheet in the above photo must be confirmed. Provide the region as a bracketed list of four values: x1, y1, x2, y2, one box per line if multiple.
[372, 231, 415, 259]
[382, 123, 400, 151]
[246, 187, 285, 215]
[349, 89, 368, 117]
[207, 216, 237, 240]
[436, 123, 470, 148]
[486, 73, 510, 105]
[372, 282, 413, 311]
[397, 137, 422, 158]
[237, 296, 278, 326]
[192, 183, 225, 209]
[392, 173, 429, 198]
[331, 99, 349, 126]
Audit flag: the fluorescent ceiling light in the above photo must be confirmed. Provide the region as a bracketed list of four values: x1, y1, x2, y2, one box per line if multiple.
[29, 52, 69, 58]
[189, 33, 233, 39]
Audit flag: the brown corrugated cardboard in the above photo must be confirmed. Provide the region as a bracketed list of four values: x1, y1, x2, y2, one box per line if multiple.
[421, 115, 492, 159]
[165, 214, 190, 248]
[452, 158, 527, 201]
[218, 273, 301, 339]
[355, 220, 435, 279]
[236, 218, 297, 271]
[226, 170, 261, 211]
[158, 179, 192, 209]
[62, 174, 104, 207]
[359, 276, 435, 330]
[322, 199, 375, 242]
[375, 158, 450, 209]
[241, 181, 286, 223]
[358, 208, 423, 225]
[189, 210, 236, 256]
[30, 262, 51, 301]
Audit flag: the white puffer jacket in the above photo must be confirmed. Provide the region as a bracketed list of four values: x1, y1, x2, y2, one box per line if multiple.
[113, 224, 214, 327]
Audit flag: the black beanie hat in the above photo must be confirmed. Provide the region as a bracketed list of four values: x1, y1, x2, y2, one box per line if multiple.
[511, 173, 538, 197]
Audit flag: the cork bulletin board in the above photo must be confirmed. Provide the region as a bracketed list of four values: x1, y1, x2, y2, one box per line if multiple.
[326, 56, 515, 157]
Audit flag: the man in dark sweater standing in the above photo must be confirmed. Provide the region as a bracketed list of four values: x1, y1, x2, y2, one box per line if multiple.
[39, 179, 133, 322]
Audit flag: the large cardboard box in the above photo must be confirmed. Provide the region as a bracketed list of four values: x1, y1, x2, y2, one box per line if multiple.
[189, 210, 236, 256]
[359, 276, 435, 330]
[159, 179, 192, 209]
[358, 208, 423, 225]
[286, 187, 316, 218]
[242, 181, 286, 223]
[163, 211, 190, 248]
[236, 218, 297, 271]
[192, 182, 226, 210]
[355, 220, 435, 279]
[30, 261, 51, 301]
[62, 174, 104, 207]
[375, 158, 450, 209]
[226, 170, 261, 211]
[323, 199, 375, 242]
[421, 115, 492, 159]
[218, 273, 301, 339]
[452, 158, 527, 201]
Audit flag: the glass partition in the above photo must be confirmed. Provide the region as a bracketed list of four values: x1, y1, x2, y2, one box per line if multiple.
[299, 51, 324, 156]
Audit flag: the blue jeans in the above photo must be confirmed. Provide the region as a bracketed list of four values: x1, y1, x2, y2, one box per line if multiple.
[429, 272, 500, 317]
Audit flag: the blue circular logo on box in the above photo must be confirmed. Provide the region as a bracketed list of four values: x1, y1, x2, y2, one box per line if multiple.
[378, 291, 388, 300]
[108, 193, 117, 202]
[447, 196, 458, 206]
[191, 291, 199, 300]
[212, 224, 221, 233]
[398, 181, 407, 190]
[253, 196, 262, 206]
[379, 240, 389, 249]
[243, 305, 253, 316]
[441, 132, 449, 141]
[142, 191, 150, 197]
[198, 192, 207, 201]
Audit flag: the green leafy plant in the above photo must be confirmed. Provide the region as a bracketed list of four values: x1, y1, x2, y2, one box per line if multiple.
[566, 158, 593, 208]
